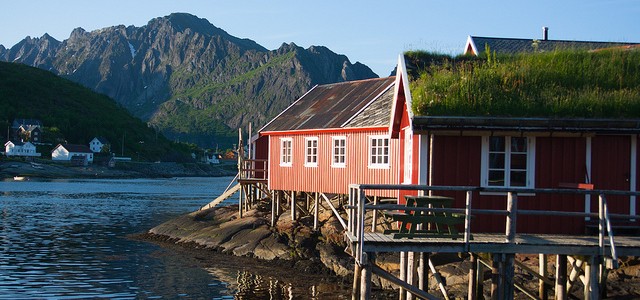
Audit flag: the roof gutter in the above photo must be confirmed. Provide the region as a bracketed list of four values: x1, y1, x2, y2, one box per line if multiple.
[412, 116, 640, 134]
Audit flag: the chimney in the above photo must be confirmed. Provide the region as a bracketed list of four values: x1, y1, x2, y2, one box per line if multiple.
[542, 26, 549, 41]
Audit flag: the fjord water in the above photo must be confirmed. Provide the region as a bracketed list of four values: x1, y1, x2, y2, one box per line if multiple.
[0, 177, 345, 299]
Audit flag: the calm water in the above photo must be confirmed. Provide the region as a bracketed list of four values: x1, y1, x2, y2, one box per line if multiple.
[0, 177, 346, 299]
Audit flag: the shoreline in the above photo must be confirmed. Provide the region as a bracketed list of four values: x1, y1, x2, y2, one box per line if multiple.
[143, 203, 640, 299]
[0, 160, 237, 179]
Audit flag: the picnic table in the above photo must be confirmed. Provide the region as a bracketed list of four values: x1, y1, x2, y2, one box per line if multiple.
[384, 195, 465, 239]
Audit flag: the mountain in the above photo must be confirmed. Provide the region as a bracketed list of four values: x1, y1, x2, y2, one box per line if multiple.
[0, 61, 189, 161]
[1, 13, 378, 147]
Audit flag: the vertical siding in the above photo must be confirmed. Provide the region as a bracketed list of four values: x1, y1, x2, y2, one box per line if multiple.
[530, 137, 586, 234]
[268, 130, 399, 197]
[591, 135, 631, 216]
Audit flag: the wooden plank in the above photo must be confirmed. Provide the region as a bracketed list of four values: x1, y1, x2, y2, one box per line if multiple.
[199, 183, 241, 210]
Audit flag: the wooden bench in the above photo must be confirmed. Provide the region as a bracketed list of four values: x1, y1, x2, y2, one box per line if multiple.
[384, 195, 466, 239]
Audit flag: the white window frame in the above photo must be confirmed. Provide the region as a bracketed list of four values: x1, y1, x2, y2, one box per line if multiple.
[280, 138, 292, 167]
[304, 137, 319, 167]
[481, 136, 536, 190]
[368, 135, 390, 169]
[331, 136, 347, 168]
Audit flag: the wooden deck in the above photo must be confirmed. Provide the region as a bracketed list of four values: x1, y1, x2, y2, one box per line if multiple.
[354, 232, 640, 257]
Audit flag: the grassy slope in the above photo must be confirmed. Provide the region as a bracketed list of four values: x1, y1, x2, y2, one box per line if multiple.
[0, 61, 189, 161]
[409, 49, 640, 118]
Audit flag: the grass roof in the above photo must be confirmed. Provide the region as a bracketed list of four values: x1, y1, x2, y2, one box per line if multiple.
[408, 48, 640, 119]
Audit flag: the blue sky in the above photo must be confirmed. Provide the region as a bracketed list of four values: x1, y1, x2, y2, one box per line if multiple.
[1, 0, 639, 76]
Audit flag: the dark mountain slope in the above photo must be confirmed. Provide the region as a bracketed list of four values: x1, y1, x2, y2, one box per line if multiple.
[1, 13, 377, 147]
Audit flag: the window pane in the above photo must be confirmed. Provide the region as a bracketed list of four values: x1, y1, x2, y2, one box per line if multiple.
[489, 153, 505, 169]
[488, 170, 505, 186]
[489, 137, 505, 152]
[510, 171, 527, 187]
[511, 153, 527, 170]
[511, 137, 527, 152]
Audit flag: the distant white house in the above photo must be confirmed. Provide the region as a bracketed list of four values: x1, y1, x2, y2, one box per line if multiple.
[89, 137, 110, 153]
[4, 141, 41, 157]
[51, 144, 94, 164]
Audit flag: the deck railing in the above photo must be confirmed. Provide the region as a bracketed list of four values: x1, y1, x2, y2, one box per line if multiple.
[239, 158, 268, 180]
[347, 184, 640, 266]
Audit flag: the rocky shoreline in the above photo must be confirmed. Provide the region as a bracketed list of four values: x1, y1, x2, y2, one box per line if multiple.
[144, 201, 640, 299]
[0, 160, 237, 179]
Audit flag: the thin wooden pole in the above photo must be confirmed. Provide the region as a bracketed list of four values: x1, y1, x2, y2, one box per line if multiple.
[555, 255, 567, 300]
[352, 263, 362, 300]
[371, 196, 378, 232]
[418, 252, 427, 291]
[399, 251, 406, 300]
[238, 184, 244, 218]
[313, 192, 319, 230]
[504, 254, 515, 299]
[469, 253, 478, 300]
[291, 191, 296, 221]
[476, 254, 484, 298]
[360, 253, 372, 300]
[407, 252, 415, 300]
[271, 190, 276, 227]
[539, 253, 548, 299]
[506, 192, 517, 243]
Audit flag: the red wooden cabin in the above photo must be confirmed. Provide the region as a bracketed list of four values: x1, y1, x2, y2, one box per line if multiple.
[390, 55, 640, 235]
[258, 77, 400, 198]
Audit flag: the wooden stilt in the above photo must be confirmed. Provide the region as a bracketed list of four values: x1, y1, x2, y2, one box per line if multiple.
[360, 253, 372, 300]
[476, 254, 484, 298]
[469, 253, 477, 300]
[399, 251, 406, 300]
[313, 192, 319, 230]
[539, 253, 548, 299]
[491, 254, 500, 300]
[418, 252, 427, 291]
[504, 254, 515, 299]
[271, 190, 275, 227]
[407, 252, 416, 300]
[291, 191, 296, 221]
[585, 256, 600, 300]
[352, 263, 362, 300]
[238, 185, 244, 218]
[371, 196, 378, 232]
[276, 191, 281, 216]
[555, 255, 567, 300]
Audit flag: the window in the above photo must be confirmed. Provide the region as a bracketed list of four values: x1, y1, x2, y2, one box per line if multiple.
[332, 136, 346, 168]
[481, 136, 535, 188]
[369, 135, 390, 168]
[280, 138, 292, 167]
[304, 137, 318, 167]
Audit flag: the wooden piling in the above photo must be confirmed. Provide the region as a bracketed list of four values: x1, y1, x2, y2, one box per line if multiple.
[555, 255, 567, 300]
[539, 253, 548, 299]
[468, 253, 477, 300]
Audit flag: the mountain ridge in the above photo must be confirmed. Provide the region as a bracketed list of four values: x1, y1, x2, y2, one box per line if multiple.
[1, 13, 377, 147]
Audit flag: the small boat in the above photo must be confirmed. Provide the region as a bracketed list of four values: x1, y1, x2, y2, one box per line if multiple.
[13, 176, 28, 181]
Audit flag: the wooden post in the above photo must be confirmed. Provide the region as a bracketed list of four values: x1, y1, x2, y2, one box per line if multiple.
[468, 253, 478, 300]
[407, 252, 416, 300]
[419, 252, 428, 291]
[490, 254, 502, 300]
[291, 191, 296, 221]
[539, 253, 548, 299]
[360, 253, 372, 300]
[555, 255, 567, 300]
[371, 196, 378, 232]
[506, 192, 517, 243]
[585, 256, 600, 300]
[271, 190, 276, 227]
[314, 192, 319, 231]
[399, 251, 406, 300]
[238, 185, 244, 218]
[476, 254, 484, 298]
[352, 263, 362, 300]
[504, 254, 515, 299]
[276, 190, 281, 216]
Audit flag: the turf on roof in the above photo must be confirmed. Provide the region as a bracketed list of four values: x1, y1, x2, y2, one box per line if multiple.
[409, 49, 640, 118]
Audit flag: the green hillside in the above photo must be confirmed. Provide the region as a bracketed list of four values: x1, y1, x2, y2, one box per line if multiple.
[408, 48, 640, 118]
[0, 61, 190, 161]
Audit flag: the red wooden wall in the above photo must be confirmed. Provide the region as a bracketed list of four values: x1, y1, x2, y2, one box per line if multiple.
[266, 129, 400, 197]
